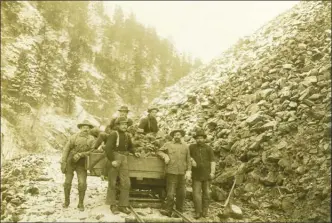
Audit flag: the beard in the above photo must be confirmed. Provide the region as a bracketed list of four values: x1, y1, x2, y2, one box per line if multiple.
[81, 130, 89, 135]
[174, 137, 181, 142]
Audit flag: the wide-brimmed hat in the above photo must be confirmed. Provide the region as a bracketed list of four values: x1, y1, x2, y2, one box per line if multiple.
[118, 105, 130, 112]
[77, 120, 94, 129]
[193, 130, 207, 139]
[148, 107, 159, 113]
[170, 129, 186, 137]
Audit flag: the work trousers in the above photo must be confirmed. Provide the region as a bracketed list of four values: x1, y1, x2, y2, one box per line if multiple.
[107, 152, 131, 207]
[165, 173, 186, 212]
[64, 158, 87, 192]
[192, 180, 210, 213]
[93, 132, 110, 178]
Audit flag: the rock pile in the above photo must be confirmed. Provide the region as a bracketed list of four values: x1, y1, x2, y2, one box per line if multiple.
[151, 1, 331, 222]
[1, 154, 50, 221]
[128, 125, 172, 157]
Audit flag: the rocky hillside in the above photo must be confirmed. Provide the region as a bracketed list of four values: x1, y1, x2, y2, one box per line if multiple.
[1, 1, 201, 161]
[151, 1, 331, 222]
[1, 1, 201, 117]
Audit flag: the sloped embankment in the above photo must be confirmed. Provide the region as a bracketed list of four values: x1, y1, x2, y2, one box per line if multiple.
[152, 1, 331, 222]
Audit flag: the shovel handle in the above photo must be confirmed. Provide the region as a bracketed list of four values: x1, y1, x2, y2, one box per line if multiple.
[223, 177, 237, 207]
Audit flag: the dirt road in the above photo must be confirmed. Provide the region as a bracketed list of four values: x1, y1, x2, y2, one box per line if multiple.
[1, 152, 230, 222]
[1, 153, 192, 222]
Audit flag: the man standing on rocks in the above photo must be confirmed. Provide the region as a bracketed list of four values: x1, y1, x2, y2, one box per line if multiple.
[192, 117, 206, 134]
[61, 120, 96, 211]
[137, 107, 159, 134]
[189, 130, 216, 219]
[104, 117, 140, 215]
[157, 129, 192, 217]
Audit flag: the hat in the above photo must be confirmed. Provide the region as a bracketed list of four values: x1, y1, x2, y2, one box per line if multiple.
[193, 130, 207, 139]
[148, 107, 159, 113]
[170, 129, 186, 137]
[118, 105, 130, 112]
[115, 117, 129, 125]
[77, 120, 94, 129]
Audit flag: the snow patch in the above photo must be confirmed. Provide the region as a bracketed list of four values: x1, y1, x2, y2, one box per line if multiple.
[1, 117, 27, 163]
[81, 63, 104, 79]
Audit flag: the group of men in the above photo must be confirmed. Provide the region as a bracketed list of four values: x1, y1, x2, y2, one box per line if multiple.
[60, 105, 215, 219]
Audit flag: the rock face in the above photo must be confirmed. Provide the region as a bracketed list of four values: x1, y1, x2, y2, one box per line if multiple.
[1, 155, 46, 221]
[150, 1, 331, 222]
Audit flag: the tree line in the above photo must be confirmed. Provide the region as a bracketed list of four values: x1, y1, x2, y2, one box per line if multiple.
[1, 1, 202, 122]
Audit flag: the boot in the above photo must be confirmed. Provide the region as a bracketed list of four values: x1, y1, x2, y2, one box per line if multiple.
[63, 185, 71, 208]
[160, 209, 172, 217]
[194, 212, 202, 219]
[202, 208, 208, 217]
[176, 207, 183, 213]
[110, 205, 120, 214]
[77, 190, 85, 211]
[118, 206, 131, 214]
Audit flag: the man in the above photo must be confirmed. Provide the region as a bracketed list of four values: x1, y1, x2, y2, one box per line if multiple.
[93, 106, 133, 183]
[193, 117, 206, 132]
[104, 117, 140, 214]
[107, 105, 133, 132]
[191, 117, 206, 137]
[94, 106, 134, 152]
[61, 120, 95, 211]
[137, 107, 159, 134]
[189, 130, 216, 219]
[157, 129, 192, 217]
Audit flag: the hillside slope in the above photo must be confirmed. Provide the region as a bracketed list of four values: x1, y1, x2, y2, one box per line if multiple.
[152, 1, 331, 221]
[0, 1, 201, 160]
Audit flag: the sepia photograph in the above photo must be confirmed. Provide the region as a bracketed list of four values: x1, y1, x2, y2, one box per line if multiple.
[1, 1, 331, 222]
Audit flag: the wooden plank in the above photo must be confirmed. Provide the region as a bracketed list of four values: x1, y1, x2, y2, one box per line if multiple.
[173, 209, 192, 223]
[125, 217, 183, 223]
[129, 171, 164, 179]
[87, 153, 166, 179]
[129, 206, 144, 223]
[128, 156, 165, 172]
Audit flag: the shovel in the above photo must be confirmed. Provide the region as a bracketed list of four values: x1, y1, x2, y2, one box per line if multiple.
[222, 177, 237, 207]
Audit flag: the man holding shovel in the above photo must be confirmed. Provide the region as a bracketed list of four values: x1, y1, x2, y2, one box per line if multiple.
[189, 130, 216, 219]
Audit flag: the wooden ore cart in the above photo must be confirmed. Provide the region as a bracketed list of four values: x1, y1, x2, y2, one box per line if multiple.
[85, 152, 167, 202]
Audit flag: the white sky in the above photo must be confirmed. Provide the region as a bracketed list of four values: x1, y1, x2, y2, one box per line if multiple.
[103, 1, 299, 64]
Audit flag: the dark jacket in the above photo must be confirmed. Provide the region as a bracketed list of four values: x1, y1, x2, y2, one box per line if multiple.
[104, 130, 135, 161]
[138, 115, 158, 134]
[189, 143, 215, 181]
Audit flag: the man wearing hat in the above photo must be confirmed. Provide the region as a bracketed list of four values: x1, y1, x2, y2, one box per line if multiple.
[191, 117, 206, 136]
[137, 107, 159, 134]
[93, 105, 133, 183]
[61, 120, 96, 211]
[104, 117, 140, 215]
[108, 105, 133, 132]
[189, 130, 216, 219]
[157, 129, 192, 217]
